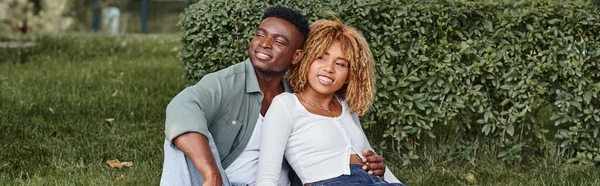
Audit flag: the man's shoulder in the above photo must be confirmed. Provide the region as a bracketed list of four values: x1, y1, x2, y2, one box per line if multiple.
[190, 61, 248, 94]
[205, 61, 247, 80]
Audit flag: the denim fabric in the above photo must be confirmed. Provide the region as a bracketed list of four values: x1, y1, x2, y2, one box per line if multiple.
[160, 133, 234, 186]
[311, 164, 407, 186]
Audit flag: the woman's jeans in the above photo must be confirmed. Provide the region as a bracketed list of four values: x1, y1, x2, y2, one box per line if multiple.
[311, 164, 407, 186]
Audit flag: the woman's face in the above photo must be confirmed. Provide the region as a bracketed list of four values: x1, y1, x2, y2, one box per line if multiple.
[305, 41, 349, 96]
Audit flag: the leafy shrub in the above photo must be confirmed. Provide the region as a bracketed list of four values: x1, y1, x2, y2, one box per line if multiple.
[179, 0, 600, 164]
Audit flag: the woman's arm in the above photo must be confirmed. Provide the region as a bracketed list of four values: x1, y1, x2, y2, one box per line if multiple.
[256, 96, 295, 186]
[351, 114, 401, 183]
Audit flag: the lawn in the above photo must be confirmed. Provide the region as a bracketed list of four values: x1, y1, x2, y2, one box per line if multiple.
[0, 34, 598, 185]
[0, 34, 183, 185]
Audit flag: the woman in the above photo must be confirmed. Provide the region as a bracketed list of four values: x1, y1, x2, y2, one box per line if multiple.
[257, 18, 406, 186]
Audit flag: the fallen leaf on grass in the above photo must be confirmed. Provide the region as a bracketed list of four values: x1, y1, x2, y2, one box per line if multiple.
[107, 70, 117, 77]
[463, 172, 476, 184]
[106, 159, 133, 168]
[48, 107, 54, 113]
[469, 157, 477, 167]
[112, 90, 121, 97]
[105, 118, 115, 125]
[115, 174, 124, 181]
[89, 97, 96, 103]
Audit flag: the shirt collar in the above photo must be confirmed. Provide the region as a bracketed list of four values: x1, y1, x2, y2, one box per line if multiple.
[244, 59, 293, 94]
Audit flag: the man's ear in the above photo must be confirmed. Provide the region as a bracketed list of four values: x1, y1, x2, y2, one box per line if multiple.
[292, 49, 304, 65]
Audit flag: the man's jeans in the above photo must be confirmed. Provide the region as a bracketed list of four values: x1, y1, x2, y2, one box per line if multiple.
[160, 133, 247, 186]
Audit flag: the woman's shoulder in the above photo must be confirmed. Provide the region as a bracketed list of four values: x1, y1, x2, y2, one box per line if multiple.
[274, 92, 296, 101]
[267, 93, 299, 118]
[337, 97, 350, 111]
[271, 92, 298, 107]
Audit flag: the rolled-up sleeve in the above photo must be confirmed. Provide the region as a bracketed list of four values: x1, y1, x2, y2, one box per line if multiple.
[165, 74, 223, 147]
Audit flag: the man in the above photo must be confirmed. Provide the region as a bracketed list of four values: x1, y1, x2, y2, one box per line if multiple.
[161, 6, 395, 186]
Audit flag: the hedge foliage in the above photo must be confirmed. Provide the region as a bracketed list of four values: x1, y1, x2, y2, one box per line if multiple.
[179, 0, 600, 164]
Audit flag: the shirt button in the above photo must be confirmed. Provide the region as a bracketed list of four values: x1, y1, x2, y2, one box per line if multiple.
[232, 120, 237, 125]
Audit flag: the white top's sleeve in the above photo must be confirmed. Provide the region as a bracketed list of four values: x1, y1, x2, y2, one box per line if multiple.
[351, 114, 402, 183]
[256, 97, 294, 186]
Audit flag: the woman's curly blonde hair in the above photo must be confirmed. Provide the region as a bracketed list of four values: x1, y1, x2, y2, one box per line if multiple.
[288, 17, 375, 116]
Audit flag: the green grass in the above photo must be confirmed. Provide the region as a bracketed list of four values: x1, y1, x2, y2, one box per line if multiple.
[0, 34, 183, 185]
[1, 34, 599, 185]
[386, 140, 600, 186]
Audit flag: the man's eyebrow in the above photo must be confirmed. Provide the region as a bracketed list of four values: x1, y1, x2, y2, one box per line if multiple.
[256, 28, 290, 42]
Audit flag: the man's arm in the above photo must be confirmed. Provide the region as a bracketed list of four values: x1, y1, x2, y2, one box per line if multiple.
[174, 133, 222, 186]
[165, 74, 224, 185]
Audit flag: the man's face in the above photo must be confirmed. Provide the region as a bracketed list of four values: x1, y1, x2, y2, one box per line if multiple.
[248, 17, 304, 76]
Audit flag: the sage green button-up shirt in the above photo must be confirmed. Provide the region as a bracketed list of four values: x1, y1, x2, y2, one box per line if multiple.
[165, 59, 293, 169]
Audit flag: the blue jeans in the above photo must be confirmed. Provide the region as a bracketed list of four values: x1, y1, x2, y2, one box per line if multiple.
[160, 133, 248, 186]
[311, 164, 407, 186]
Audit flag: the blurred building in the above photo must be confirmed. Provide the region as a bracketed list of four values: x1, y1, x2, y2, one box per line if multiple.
[74, 0, 192, 34]
[3, 0, 598, 34]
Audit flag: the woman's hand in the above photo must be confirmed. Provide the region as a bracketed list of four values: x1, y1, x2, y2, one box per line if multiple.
[362, 150, 386, 178]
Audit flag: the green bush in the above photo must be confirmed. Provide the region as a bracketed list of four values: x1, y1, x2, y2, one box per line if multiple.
[179, 0, 600, 165]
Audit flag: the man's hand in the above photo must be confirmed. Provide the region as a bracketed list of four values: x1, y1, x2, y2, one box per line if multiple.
[203, 175, 223, 186]
[362, 150, 386, 178]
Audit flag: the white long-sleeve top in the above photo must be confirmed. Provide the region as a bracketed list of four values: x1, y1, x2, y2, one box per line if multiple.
[256, 93, 400, 185]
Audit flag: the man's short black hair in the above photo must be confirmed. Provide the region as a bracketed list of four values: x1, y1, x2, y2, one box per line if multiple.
[261, 6, 309, 42]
